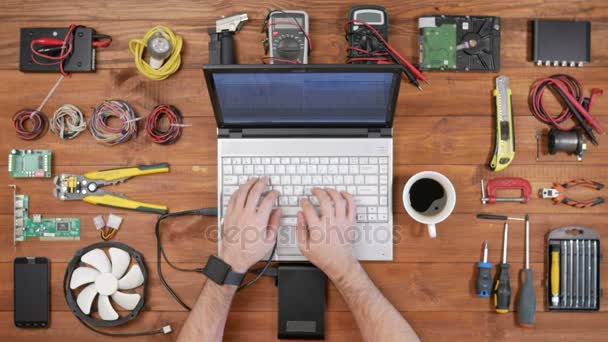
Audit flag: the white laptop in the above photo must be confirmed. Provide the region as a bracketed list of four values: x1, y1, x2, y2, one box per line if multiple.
[203, 64, 401, 261]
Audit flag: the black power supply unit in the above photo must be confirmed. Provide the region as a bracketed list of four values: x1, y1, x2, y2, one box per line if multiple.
[19, 27, 96, 73]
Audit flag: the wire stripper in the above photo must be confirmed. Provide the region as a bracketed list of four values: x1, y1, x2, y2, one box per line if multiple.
[53, 163, 169, 214]
[489, 75, 515, 172]
[540, 179, 604, 208]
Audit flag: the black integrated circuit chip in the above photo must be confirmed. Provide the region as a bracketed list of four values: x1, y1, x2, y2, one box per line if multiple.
[56, 222, 70, 232]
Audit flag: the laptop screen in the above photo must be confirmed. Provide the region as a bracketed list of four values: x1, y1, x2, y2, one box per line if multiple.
[204, 65, 401, 128]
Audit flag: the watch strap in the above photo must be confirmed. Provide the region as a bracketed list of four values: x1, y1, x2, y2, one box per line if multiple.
[202, 255, 246, 286]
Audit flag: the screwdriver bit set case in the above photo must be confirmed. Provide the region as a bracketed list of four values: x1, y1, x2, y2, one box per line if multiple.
[546, 227, 602, 311]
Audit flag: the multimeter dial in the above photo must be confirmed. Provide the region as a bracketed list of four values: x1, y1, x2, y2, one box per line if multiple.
[273, 33, 305, 60]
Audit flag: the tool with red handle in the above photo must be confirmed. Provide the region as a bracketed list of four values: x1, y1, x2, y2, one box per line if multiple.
[481, 177, 532, 204]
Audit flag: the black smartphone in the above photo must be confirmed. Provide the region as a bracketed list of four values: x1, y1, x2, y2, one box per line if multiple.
[14, 257, 50, 328]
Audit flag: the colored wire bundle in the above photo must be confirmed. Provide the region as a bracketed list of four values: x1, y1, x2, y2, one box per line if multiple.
[145, 104, 183, 145]
[129, 26, 182, 80]
[529, 74, 604, 144]
[344, 19, 428, 90]
[100, 227, 118, 241]
[50, 104, 86, 140]
[12, 110, 48, 140]
[89, 100, 138, 145]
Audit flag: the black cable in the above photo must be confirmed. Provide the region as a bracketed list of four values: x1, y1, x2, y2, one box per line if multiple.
[155, 208, 276, 312]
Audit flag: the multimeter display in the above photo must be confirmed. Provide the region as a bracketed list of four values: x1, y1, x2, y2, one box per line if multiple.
[354, 10, 385, 25]
[273, 17, 304, 29]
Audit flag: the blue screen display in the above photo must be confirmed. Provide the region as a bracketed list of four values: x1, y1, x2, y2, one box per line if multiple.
[211, 72, 396, 126]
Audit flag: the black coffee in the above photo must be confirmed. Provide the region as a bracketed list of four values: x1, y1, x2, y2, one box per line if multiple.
[409, 178, 446, 216]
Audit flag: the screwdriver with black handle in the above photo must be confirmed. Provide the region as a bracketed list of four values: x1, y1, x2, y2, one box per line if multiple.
[476, 241, 492, 297]
[517, 214, 536, 327]
[494, 222, 511, 313]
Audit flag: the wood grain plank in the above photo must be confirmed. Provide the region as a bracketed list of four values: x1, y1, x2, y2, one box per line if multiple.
[1, 115, 607, 167]
[1, 0, 607, 21]
[2, 18, 608, 70]
[1, 311, 608, 342]
[1, 68, 606, 118]
[1, 261, 607, 313]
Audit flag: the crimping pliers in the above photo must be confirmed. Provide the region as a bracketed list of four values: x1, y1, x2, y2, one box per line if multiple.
[53, 163, 169, 214]
[540, 179, 605, 208]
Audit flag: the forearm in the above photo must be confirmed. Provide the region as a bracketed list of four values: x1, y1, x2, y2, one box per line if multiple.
[330, 261, 419, 342]
[177, 281, 237, 342]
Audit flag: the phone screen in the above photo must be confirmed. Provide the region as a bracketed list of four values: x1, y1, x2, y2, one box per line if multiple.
[14, 257, 49, 328]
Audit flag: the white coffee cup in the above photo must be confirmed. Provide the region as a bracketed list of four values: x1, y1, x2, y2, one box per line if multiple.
[402, 171, 456, 238]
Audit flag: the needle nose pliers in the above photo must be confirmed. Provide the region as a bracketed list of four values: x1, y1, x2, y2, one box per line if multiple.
[53, 163, 169, 214]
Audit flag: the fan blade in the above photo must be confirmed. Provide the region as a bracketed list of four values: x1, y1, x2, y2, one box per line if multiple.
[76, 283, 98, 315]
[81, 248, 111, 273]
[98, 295, 119, 321]
[109, 247, 131, 279]
[112, 291, 141, 310]
[118, 265, 144, 290]
[70, 267, 100, 289]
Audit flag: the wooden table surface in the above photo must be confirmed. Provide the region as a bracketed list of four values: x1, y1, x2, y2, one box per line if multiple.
[1, 1, 607, 341]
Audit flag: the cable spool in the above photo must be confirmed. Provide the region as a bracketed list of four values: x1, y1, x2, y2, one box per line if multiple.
[128, 26, 182, 80]
[548, 128, 587, 160]
[51, 104, 86, 140]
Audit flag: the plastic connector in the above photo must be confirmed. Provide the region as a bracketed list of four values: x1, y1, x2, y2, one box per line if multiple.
[162, 325, 173, 334]
[106, 214, 123, 230]
[93, 215, 106, 230]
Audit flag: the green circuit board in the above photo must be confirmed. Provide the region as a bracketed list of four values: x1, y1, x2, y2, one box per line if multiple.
[420, 23, 457, 70]
[12, 187, 80, 242]
[8, 149, 52, 178]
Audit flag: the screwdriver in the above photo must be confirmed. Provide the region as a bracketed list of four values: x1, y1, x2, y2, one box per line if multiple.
[517, 214, 536, 327]
[476, 241, 492, 297]
[550, 244, 560, 307]
[494, 222, 511, 313]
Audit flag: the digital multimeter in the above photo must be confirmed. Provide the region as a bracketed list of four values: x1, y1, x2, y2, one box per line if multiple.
[347, 5, 389, 63]
[266, 10, 309, 64]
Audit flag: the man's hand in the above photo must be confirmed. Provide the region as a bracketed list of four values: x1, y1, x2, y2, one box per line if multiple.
[221, 177, 281, 273]
[296, 188, 358, 279]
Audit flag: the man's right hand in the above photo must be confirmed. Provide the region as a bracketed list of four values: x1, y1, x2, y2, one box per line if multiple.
[296, 188, 358, 279]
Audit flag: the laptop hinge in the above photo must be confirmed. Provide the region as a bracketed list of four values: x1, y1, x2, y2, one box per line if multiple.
[219, 127, 392, 138]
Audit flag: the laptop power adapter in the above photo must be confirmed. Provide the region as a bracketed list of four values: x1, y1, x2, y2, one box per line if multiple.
[277, 264, 326, 339]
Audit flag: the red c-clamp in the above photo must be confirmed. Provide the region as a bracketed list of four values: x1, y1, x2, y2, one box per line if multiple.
[481, 177, 532, 204]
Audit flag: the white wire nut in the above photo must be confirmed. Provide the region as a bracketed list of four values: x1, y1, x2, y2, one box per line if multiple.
[93, 215, 106, 230]
[106, 214, 124, 230]
[162, 325, 173, 334]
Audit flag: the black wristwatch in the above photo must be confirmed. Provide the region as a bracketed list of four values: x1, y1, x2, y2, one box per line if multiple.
[201, 255, 246, 286]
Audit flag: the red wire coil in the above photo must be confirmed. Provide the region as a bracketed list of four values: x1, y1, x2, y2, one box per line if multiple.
[13, 109, 48, 140]
[145, 104, 183, 145]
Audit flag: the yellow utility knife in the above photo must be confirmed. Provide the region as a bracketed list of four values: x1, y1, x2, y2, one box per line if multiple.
[489, 76, 515, 172]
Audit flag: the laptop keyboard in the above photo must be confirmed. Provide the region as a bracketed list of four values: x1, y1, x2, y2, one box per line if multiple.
[221, 156, 390, 248]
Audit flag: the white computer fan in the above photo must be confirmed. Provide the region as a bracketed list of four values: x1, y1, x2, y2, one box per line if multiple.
[66, 242, 146, 322]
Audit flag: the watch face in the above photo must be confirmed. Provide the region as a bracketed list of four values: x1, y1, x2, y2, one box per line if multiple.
[202, 255, 231, 284]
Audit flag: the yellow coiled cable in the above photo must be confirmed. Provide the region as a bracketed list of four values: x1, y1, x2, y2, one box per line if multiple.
[129, 25, 182, 81]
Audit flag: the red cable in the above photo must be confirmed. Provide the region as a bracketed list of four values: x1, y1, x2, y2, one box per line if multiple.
[344, 19, 426, 82]
[530, 75, 604, 134]
[145, 104, 183, 145]
[12, 110, 48, 140]
[30, 24, 76, 75]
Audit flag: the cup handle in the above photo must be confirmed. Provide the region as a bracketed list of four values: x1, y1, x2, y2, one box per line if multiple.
[427, 223, 437, 238]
